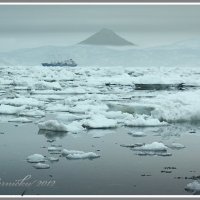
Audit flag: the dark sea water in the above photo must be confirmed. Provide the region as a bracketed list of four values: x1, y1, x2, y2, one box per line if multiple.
[0, 122, 200, 195]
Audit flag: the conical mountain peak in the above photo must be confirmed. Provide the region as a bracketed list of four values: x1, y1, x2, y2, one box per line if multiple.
[79, 28, 135, 46]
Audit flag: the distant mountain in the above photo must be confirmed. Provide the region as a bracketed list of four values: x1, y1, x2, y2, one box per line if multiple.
[79, 28, 135, 46]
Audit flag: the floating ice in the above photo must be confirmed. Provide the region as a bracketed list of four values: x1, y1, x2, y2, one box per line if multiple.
[62, 149, 85, 155]
[66, 121, 85, 134]
[66, 152, 100, 160]
[83, 114, 117, 129]
[0, 105, 26, 115]
[46, 104, 70, 112]
[38, 120, 68, 132]
[133, 142, 168, 152]
[19, 109, 45, 118]
[47, 146, 61, 152]
[185, 181, 200, 192]
[27, 154, 45, 163]
[124, 114, 167, 127]
[69, 103, 108, 113]
[34, 163, 50, 169]
[34, 81, 62, 90]
[0, 97, 43, 107]
[168, 143, 185, 150]
[56, 113, 87, 122]
[48, 157, 59, 162]
[8, 117, 32, 123]
[129, 131, 146, 137]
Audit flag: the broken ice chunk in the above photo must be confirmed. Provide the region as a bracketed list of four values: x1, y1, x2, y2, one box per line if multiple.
[33, 163, 50, 169]
[27, 154, 45, 163]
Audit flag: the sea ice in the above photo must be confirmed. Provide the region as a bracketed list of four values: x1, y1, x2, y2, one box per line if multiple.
[48, 157, 59, 161]
[133, 142, 168, 152]
[124, 114, 167, 127]
[62, 149, 85, 155]
[65, 121, 85, 134]
[0, 97, 43, 107]
[8, 117, 32, 123]
[0, 105, 26, 115]
[33, 163, 50, 169]
[168, 143, 185, 149]
[83, 114, 117, 129]
[185, 181, 200, 192]
[38, 120, 68, 132]
[129, 131, 146, 137]
[66, 152, 100, 160]
[27, 154, 45, 163]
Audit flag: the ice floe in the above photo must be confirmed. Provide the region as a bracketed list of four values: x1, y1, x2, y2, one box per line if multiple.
[124, 114, 167, 127]
[8, 117, 32, 123]
[48, 157, 59, 162]
[133, 142, 168, 152]
[33, 163, 50, 169]
[0, 105, 26, 115]
[0, 97, 43, 107]
[47, 146, 61, 152]
[65, 121, 85, 134]
[83, 114, 117, 129]
[61, 149, 100, 160]
[66, 152, 100, 160]
[38, 120, 68, 132]
[129, 131, 146, 137]
[185, 181, 200, 192]
[167, 143, 185, 150]
[27, 154, 45, 163]
[62, 149, 85, 155]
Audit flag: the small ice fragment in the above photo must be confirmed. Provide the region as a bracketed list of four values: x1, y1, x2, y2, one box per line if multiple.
[129, 131, 146, 137]
[120, 143, 145, 148]
[134, 142, 168, 152]
[168, 143, 185, 149]
[83, 115, 117, 129]
[66, 152, 100, 160]
[33, 163, 50, 169]
[27, 154, 45, 163]
[8, 117, 32, 123]
[62, 149, 85, 155]
[185, 181, 200, 192]
[47, 147, 61, 152]
[48, 157, 59, 161]
[38, 120, 68, 132]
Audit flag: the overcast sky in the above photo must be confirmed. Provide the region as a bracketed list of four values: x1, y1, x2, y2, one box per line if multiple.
[0, 5, 200, 52]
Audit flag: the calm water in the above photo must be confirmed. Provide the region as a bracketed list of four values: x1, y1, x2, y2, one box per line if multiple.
[0, 122, 200, 195]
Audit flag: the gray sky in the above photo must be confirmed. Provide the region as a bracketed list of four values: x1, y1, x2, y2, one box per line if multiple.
[0, 5, 200, 52]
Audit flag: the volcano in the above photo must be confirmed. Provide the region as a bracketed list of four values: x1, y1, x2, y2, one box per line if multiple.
[79, 28, 135, 46]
